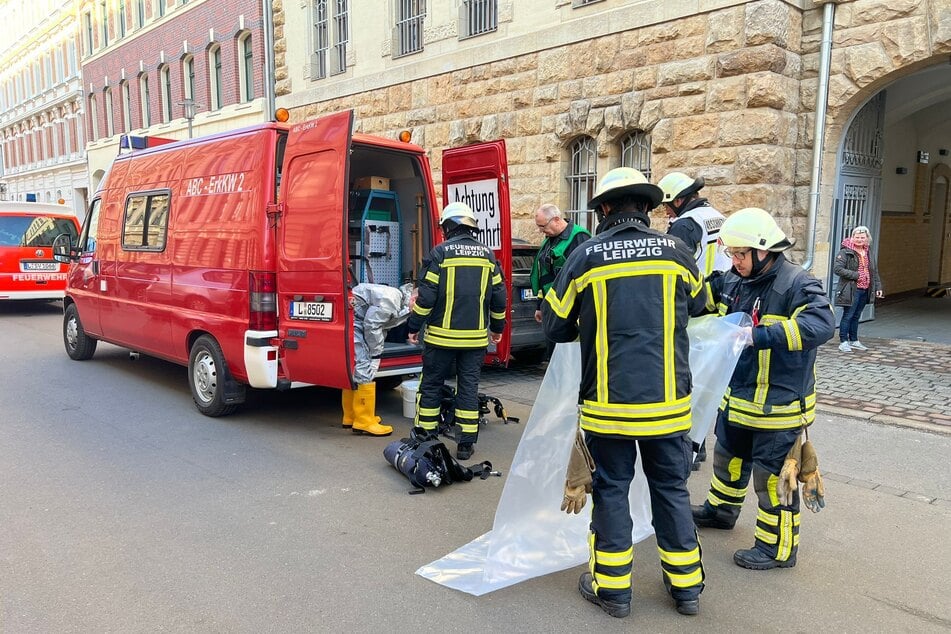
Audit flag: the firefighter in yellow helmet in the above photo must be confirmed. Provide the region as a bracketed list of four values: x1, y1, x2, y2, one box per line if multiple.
[544, 167, 708, 618]
[407, 202, 507, 460]
[691, 207, 835, 569]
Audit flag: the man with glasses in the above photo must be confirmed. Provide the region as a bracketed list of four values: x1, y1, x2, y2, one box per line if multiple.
[691, 207, 835, 571]
[529, 203, 590, 359]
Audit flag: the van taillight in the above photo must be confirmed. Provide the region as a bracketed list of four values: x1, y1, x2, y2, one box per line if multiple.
[249, 271, 277, 331]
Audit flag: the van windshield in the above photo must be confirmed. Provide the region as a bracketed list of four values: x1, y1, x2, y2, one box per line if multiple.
[0, 215, 79, 247]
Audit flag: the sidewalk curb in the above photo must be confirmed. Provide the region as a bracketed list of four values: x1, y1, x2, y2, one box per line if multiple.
[817, 404, 951, 437]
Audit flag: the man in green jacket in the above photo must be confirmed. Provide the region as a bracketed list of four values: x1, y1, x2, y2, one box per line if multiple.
[530, 203, 590, 359]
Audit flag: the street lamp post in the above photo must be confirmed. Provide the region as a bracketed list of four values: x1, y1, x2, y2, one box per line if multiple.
[179, 98, 199, 139]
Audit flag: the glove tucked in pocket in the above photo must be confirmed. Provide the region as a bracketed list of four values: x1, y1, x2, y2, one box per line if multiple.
[561, 428, 595, 514]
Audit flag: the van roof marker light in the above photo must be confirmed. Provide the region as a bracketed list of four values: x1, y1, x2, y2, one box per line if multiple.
[275, 108, 290, 123]
[399, 130, 412, 143]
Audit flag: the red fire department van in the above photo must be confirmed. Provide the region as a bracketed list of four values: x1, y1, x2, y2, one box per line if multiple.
[54, 110, 512, 416]
[1, 201, 80, 301]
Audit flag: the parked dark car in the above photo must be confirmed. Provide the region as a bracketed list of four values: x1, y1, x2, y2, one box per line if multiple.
[509, 239, 547, 362]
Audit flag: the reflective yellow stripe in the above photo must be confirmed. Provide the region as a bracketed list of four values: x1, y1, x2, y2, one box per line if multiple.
[458, 423, 479, 433]
[711, 475, 746, 499]
[491, 273, 502, 285]
[477, 267, 489, 330]
[705, 282, 717, 312]
[663, 274, 675, 402]
[593, 280, 608, 403]
[490, 311, 506, 320]
[767, 474, 780, 507]
[412, 304, 432, 316]
[782, 319, 803, 351]
[424, 271, 439, 284]
[581, 414, 691, 437]
[708, 491, 742, 507]
[443, 267, 456, 329]
[755, 526, 778, 544]
[595, 546, 634, 566]
[417, 406, 441, 416]
[729, 393, 817, 416]
[703, 246, 716, 277]
[441, 257, 495, 269]
[658, 546, 700, 566]
[455, 408, 479, 418]
[777, 510, 795, 561]
[665, 568, 704, 588]
[545, 281, 578, 319]
[427, 325, 489, 338]
[574, 260, 696, 288]
[757, 508, 779, 526]
[594, 571, 631, 589]
[728, 457, 743, 481]
[754, 349, 770, 403]
[728, 409, 815, 429]
[423, 333, 489, 348]
[583, 395, 691, 416]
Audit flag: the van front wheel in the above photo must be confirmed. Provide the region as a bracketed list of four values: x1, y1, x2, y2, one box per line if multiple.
[64, 303, 97, 360]
[189, 335, 238, 417]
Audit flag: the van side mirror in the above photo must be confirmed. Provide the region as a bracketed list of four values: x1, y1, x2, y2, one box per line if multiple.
[52, 233, 77, 263]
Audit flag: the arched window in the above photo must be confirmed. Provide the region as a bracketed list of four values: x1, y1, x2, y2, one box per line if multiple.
[104, 88, 115, 137]
[182, 55, 195, 100]
[140, 74, 151, 127]
[619, 130, 651, 179]
[160, 65, 172, 123]
[88, 95, 99, 141]
[121, 81, 132, 131]
[567, 136, 598, 231]
[208, 45, 222, 110]
[238, 33, 253, 103]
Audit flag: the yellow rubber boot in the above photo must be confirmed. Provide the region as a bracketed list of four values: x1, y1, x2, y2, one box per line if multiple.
[341, 388, 356, 428]
[352, 382, 393, 436]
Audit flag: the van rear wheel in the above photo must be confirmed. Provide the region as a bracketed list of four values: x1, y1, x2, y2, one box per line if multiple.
[189, 335, 238, 417]
[64, 303, 97, 360]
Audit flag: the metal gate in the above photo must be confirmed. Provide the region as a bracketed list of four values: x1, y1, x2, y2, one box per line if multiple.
[831, 91, 885, 320]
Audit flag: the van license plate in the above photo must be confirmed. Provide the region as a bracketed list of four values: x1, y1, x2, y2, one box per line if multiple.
[22, 262, 58, 272]
[290, 301, 333, 321]
[520, 288, 537, 301]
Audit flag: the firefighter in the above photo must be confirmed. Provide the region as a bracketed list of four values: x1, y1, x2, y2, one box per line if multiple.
[543, 167, 708, 618]
[691, 207, 835, 570]
[407, 202, 507, 461]
[658, 171, 732, 469]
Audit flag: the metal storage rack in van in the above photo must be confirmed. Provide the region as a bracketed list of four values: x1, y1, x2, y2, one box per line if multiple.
[349, 189, 402, 287]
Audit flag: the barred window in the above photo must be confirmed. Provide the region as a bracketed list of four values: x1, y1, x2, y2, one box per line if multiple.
[460, 0, 496, 39]
[312, 0, 348, 79]
[619, 130, 651, 179]
[567, 136, 598, 233]
[395, 0, 426, 57]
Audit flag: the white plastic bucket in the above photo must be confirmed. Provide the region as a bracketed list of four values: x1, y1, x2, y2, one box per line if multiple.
[400, 379, 420, 418]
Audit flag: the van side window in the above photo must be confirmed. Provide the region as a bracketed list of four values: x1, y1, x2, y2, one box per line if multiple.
[122, 191, 171, 251]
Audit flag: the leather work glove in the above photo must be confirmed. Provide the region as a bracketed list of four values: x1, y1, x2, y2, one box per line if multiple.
[776, 434, 802, 506]
[561, 429, 595, 514]
[799, 438, 826, 513]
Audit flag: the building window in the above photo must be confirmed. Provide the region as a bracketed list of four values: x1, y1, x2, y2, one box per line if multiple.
[136, 0, 145, 27]
[89, 96, 99, 141]
[182, 55, 194, 100]
[121, 81, 132, 131]
[332, 0, 349, 74]
[118, 0, 127, 38]
[208, 45, 222, 110]
[395, 0, 425, 58]
[99, 2, 109, 47]
[160, 65, 172, 122]
[313, 1, 329, 79]
[567, 136, 598, 232]
[104, 88, 115, 137]
[460, 0, 496, 39]
[572, 0, 605, 6]
[313, 1, 348, 79]
[239, 34, 254, 102]
[83, 12, 93, 55]
[619, 131, 651, 179]
[158, 0, 166, 17]
[140, 74, 151, 127]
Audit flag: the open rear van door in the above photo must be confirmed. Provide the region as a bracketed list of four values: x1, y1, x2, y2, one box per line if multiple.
[277, 110, 355, 389]
[442, 140, 512, 366]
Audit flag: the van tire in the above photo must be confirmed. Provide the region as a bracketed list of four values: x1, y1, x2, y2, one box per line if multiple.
[64, 303, 98, 360]
[189, 335, 238, 417]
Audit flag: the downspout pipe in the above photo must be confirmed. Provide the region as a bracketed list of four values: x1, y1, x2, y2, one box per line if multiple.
[262, 0, 277, 122]
[802, 1, 836, 270]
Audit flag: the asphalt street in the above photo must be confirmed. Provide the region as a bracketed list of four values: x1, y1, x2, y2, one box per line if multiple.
[1, 301, 950, 633]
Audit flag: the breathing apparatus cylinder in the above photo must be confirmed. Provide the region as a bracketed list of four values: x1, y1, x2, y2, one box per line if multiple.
[384, 438, 443, 488]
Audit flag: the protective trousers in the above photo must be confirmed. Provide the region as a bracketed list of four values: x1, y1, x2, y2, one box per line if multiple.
[585, 434, 703, 604]
[415, 346, 485, 445]
[699, 411, 802, 562]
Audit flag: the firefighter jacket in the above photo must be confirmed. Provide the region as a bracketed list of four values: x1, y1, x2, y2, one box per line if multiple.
[668, 199, 732, 276]
[708, 253, 835, 430]
[530, 221, 590, 309]
[543, 212, 708, 439]
[407, 234, 507, 349]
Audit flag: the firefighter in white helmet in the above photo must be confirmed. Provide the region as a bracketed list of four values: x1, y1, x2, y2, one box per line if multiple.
[691, 207, 835, 570]
[407, 202, 507, 460]
[544, 167, 708, 618]
[658, 172, 732, 277]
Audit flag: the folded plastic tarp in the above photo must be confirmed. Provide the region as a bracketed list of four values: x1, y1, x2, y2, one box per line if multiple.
[416, 313, 751, 596]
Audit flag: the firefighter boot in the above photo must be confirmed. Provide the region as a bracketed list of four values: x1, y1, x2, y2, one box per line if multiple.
[733, 547, 797, 570]
[341, 388, 355, 429]
[352, 382, 393, 436]
[578, 573, 630, 618]
[691, 503, 736, 530]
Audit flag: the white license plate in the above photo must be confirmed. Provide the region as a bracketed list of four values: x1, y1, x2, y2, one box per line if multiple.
[520, 288, 537, 301]
[22, 261, 58, 272]
[290, 301, 333, 321]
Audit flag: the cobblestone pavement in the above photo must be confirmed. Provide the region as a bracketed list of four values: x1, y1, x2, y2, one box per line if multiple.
[480, 336, 951, 435]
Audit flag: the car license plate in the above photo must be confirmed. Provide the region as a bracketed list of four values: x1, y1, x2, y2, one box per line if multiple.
[22, 261, 58, 272]
[289, 301, 333, 321]
[520, 288, 538, 301]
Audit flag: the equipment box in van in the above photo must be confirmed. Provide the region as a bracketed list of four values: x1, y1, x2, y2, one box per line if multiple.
[55, 110, 512, 415]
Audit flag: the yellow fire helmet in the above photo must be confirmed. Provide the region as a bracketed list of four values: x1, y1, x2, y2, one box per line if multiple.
[588, 167, 663, 209]
[720, 207, 795, 251]
[658, 172, 705, 203]
[439, 201, 479, 228]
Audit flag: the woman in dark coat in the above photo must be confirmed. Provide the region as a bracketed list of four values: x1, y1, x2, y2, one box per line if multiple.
[834, 225, 883, 352]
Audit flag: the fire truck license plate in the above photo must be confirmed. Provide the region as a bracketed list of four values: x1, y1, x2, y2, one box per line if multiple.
[22, 262, 58, 271]
[290, 301, 333, 321]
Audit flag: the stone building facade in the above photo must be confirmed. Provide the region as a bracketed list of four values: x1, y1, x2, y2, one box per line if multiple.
[276, 0, 951, 295]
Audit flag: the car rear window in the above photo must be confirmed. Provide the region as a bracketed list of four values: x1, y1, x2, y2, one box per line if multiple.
[512, 248, 537, 274]
[0, 215, 79, 248]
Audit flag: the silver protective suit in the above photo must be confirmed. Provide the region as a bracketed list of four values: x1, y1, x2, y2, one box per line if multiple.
[352, 283, 413, 384]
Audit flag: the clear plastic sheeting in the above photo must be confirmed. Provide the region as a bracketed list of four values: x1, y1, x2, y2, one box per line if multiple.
[416, 313, 752, 596]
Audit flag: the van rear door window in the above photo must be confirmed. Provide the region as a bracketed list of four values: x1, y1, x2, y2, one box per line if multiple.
[121, 191, 171, 251]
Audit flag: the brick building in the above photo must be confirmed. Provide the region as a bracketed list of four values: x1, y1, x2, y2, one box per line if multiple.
[275, 0, 951, 299]
[80, 0, 267, 190]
